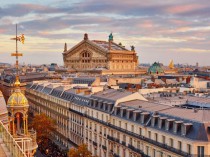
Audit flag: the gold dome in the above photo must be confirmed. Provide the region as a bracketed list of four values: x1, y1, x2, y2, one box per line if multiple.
[7, 89, 29, 107]
[14, 79, 20, 87]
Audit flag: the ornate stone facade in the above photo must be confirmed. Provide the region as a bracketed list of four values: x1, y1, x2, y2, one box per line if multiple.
[63, 33, 139, 73]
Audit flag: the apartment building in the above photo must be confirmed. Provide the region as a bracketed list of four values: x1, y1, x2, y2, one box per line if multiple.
[26, 81, 210, 157]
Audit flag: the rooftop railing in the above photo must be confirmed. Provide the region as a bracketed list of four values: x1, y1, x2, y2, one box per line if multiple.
[0, 121, 27, 157]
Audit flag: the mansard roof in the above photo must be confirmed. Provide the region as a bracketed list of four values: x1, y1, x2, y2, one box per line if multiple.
[63, 36, 131, 56]
[91, 40, 128, 51]
[91, 89, 133, 101]
[120, 99, 210, 122]
[113, 99, 210, 141]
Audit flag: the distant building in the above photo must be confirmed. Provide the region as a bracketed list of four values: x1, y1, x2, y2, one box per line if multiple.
[148, 62, 164, 75]
[63, 33, 146, 75]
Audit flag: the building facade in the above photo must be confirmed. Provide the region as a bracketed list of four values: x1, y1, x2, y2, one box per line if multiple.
[62, 33, 144, 75]
[26, 81, 210, 157]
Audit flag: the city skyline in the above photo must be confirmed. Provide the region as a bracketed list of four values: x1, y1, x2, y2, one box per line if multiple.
[1, 0, 210, 66]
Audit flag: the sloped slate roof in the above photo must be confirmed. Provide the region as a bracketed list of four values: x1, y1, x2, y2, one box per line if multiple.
[92, 40, 128, 51]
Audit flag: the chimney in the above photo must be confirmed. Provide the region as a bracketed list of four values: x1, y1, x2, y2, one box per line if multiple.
[64, 43, 67, 52]
[84, 33, 88, 40]
[108, 33, 113, 50]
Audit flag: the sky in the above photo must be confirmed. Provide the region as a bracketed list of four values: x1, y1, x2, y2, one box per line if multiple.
[1, 0, 210, 66]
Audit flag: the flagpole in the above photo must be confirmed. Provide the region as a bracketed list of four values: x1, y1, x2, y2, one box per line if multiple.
[16, 24, 18, 75]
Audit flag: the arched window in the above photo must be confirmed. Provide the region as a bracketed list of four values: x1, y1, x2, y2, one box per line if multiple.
[81, 51, 90, 58]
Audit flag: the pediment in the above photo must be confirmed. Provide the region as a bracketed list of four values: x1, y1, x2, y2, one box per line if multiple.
[63, 40, 107, 58]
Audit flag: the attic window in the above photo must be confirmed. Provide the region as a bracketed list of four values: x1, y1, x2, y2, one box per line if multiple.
[158, 117, 167, 129]
[173, 121, 183, 134]
[181, 123, 192, 136]
[173, 123, 177, 133]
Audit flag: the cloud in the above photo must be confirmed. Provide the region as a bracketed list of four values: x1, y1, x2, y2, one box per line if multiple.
[173, 48, 210, 53]
[165, 4, 205, 14]
[1, 0, 210, 65]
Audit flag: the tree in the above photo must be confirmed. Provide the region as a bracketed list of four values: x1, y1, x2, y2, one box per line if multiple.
[68, 144, 95, 157]
[29, 113, 56, 144]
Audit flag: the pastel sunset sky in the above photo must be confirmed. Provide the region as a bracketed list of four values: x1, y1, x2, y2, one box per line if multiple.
[1, 0, 210, 66]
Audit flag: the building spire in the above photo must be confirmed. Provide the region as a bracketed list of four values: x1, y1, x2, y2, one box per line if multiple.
[64, 43, 67, 52]
[108, 32, 113, 50]
[10, 24, 24, 88]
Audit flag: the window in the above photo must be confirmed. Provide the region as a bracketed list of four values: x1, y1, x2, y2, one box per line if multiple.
[154, 133, 158, 142]
[129, 137, 133, 146]
[146, 146, 149, 155]
[123, 134, 126, 141]
[162, 136, 165, 144]
[125, 123, 127, 130]
[198, 146, 204, 157]
[165, 121, 169, 130]
[141, 115, 144, 124]
[139, 128, 142, 135]
[113, 119, 115, 125]
[117, 132, 120, 139]
[151, 117, 155, 126]
[95, 124, 97, 131]
[131, 125, 134, 132]
[169, 138, 173, 147]
[137, 141, 140, 149]
[173, 123, 177, 133]
[119, 121, 121, 127]
[153, 149, 156, 157]
[104, 128, 106, 135]
[178, 141, 182, 150]
[181, 124, 186, 136]
[187, 144, 191, 154]
[158, 119, 162, 129]
[148, 131, 151, 139]
[117, 146, 120, 155]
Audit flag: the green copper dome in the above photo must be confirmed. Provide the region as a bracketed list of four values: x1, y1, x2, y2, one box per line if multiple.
[148, 62, 164, 74]
[109, 33, 113, 41]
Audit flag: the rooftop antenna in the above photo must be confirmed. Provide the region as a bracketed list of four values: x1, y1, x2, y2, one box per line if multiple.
[10, 24, 25, 87]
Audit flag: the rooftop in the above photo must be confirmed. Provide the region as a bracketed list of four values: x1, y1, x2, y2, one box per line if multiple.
[92, 40, 128, 51]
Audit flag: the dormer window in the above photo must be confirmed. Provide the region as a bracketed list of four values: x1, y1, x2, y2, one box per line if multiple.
[126, 110, 130, 119]
[120, 107, 127, 118]
[158, 117, 166, 129]
[173, 121, 183, 134]
[165, 120, 169, 131]
[165, 119, 174, 131]
[158, 119, 162, 129]
[114, 107, 118, 115]
[141, 112, 149, 124]
[173, 122, 177, 133]
[181, 123, 192, 136]
[133, 111, 141, 121]
[141, 114, 145, 124]
[181, 124, 186, 136]
[151, 115, 159, 127]
[151, 117, 155, 127]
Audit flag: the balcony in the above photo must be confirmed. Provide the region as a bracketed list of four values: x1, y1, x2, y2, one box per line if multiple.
[93, 141, 97, 146]
[102, 145, 107, 150]
[113, 153, 120, 157]
[0, 121, 27, 157]
[84, 113, 190, 157]
[121, 141, 126, 146]
[108, 123, 190, 157]
[68, 108, 83, 116]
